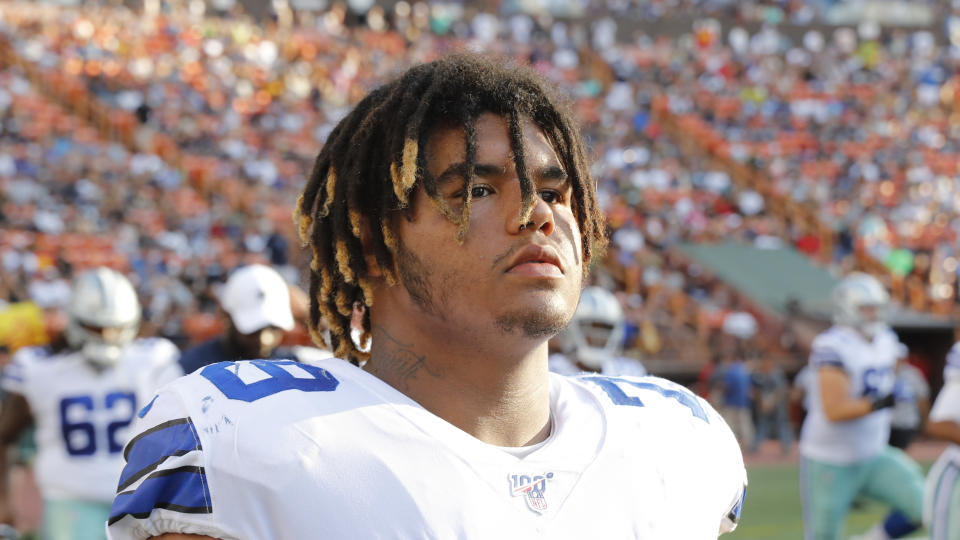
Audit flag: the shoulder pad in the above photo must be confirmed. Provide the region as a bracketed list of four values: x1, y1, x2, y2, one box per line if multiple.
[579, 375, 712, 424]
[109, 389, 215, 535]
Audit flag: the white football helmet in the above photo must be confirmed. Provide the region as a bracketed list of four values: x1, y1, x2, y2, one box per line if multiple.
[565, 286, 626, 369]
[832, 272, 889, 339]
[66, 267, 141, 368]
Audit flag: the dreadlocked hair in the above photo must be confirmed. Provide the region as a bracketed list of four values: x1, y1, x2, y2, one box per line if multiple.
[294, 53, 607, 364]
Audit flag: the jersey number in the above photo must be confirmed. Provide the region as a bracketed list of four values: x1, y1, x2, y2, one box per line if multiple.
[583, 376, 709, 423]
[201, 360, 339, 402]
[861, 367, 893, 398]
[59, 392, 137, 456]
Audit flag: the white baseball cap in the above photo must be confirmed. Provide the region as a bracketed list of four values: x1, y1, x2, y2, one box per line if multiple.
[220, 264, 295, 334]
[722, 311, 757, 339]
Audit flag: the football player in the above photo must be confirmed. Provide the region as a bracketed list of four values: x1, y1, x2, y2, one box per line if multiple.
[0, 268, 181, 540]
[798, 273, 924, 540]
[922, 342, 960, 539]
[549, 286, 647, 377]
[107, 54, 745, 540]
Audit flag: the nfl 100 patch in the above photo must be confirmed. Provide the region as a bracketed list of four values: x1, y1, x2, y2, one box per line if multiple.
[509, 472, 555, 514]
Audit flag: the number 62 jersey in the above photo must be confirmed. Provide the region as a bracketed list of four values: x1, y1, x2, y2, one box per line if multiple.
[108, 358, 746, 539]
[1, 339, 182, 503]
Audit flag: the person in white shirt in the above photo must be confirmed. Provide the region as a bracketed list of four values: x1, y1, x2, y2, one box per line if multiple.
[0, 268, 181, 540]
[923, 342, 960, 540]
[799, 273, 924, 540]
[107, 54, 745, 540]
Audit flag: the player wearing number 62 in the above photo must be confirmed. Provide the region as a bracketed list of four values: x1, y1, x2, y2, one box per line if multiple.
[0, 267, 182, 539]
[107, 54, 745, 540]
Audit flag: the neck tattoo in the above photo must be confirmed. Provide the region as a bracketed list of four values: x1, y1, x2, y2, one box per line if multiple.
[370, 326, 443, 391]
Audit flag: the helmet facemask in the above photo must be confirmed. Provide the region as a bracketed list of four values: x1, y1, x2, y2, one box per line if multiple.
[66, 268, 141, 368]
[564, 287, 626, 370]
[832, 273, 890, 341]
[67, 321, 140, 368]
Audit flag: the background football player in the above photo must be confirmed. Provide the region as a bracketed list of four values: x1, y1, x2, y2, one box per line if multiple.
[0, 267, 181, 540]
[798, 272, 924, 540]
[923, 341, 960, 539]
[549, 285, 647, 377]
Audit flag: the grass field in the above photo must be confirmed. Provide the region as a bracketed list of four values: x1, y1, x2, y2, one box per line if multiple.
[730, 463, 929, 540]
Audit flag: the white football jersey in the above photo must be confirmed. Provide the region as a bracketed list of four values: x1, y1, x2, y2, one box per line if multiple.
[108, 358, 746, 540]
[945, 341, 960, 381]
[922, 358, 960, 528]
[800, 325, 901, 464]
[548, 352, 647, 377]
[1, 338, 182, 502]
[928, 361, 960, 464]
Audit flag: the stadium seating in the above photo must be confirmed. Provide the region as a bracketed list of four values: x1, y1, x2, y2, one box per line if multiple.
[4, 1, 955, 368]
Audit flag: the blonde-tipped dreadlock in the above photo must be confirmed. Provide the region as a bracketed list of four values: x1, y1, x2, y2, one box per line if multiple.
[296, 54, 607, 364]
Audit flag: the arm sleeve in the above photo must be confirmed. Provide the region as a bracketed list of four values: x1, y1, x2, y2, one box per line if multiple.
[131, 338, 183, 393]
[1, 347, 40, 396]
[149, 339, 184, 389]
[586, 376, 747, 536]
[107, 387, 234, 540]
[929, 380, 960, 425]
[809, 341, 845, 369]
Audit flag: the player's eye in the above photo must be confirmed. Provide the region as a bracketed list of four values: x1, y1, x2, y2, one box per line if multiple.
[454, 185, 493, 199]
[471, 185, 494, 198]
[539, 189, 565, 204]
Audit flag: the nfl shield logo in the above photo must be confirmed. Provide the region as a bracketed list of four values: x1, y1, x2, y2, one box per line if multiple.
[508, 473, 554, 514]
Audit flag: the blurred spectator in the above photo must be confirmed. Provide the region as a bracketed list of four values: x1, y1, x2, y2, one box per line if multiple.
[710, 332, 755, 449]
[750, 355, 793, 455]
[789, 363, 813, 434]
[178, 264, 296, 374]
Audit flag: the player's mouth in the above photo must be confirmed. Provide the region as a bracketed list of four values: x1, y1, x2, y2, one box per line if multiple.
[505, 245, 564, 278]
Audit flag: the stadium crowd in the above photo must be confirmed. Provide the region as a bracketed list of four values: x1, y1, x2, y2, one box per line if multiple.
[3, 0, 956, 441]
[650, 21, 960, 311]
[1, 1, 960, 538]
[0, 0, 957, 435]
[0, 1, 792, 366]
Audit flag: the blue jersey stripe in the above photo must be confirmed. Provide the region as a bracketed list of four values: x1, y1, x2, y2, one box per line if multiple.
[728, 485, 746, 523]
[811, 346, 843, 368]
[813, 359, 844, 368]
[118, 419, 201, 491]
[109, 466, 212, 525]
[138, 395, 159, 419]
[124, 418, 197, 461]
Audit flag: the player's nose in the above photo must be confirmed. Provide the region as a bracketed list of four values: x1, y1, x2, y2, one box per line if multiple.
[506, 188, 555, 236]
